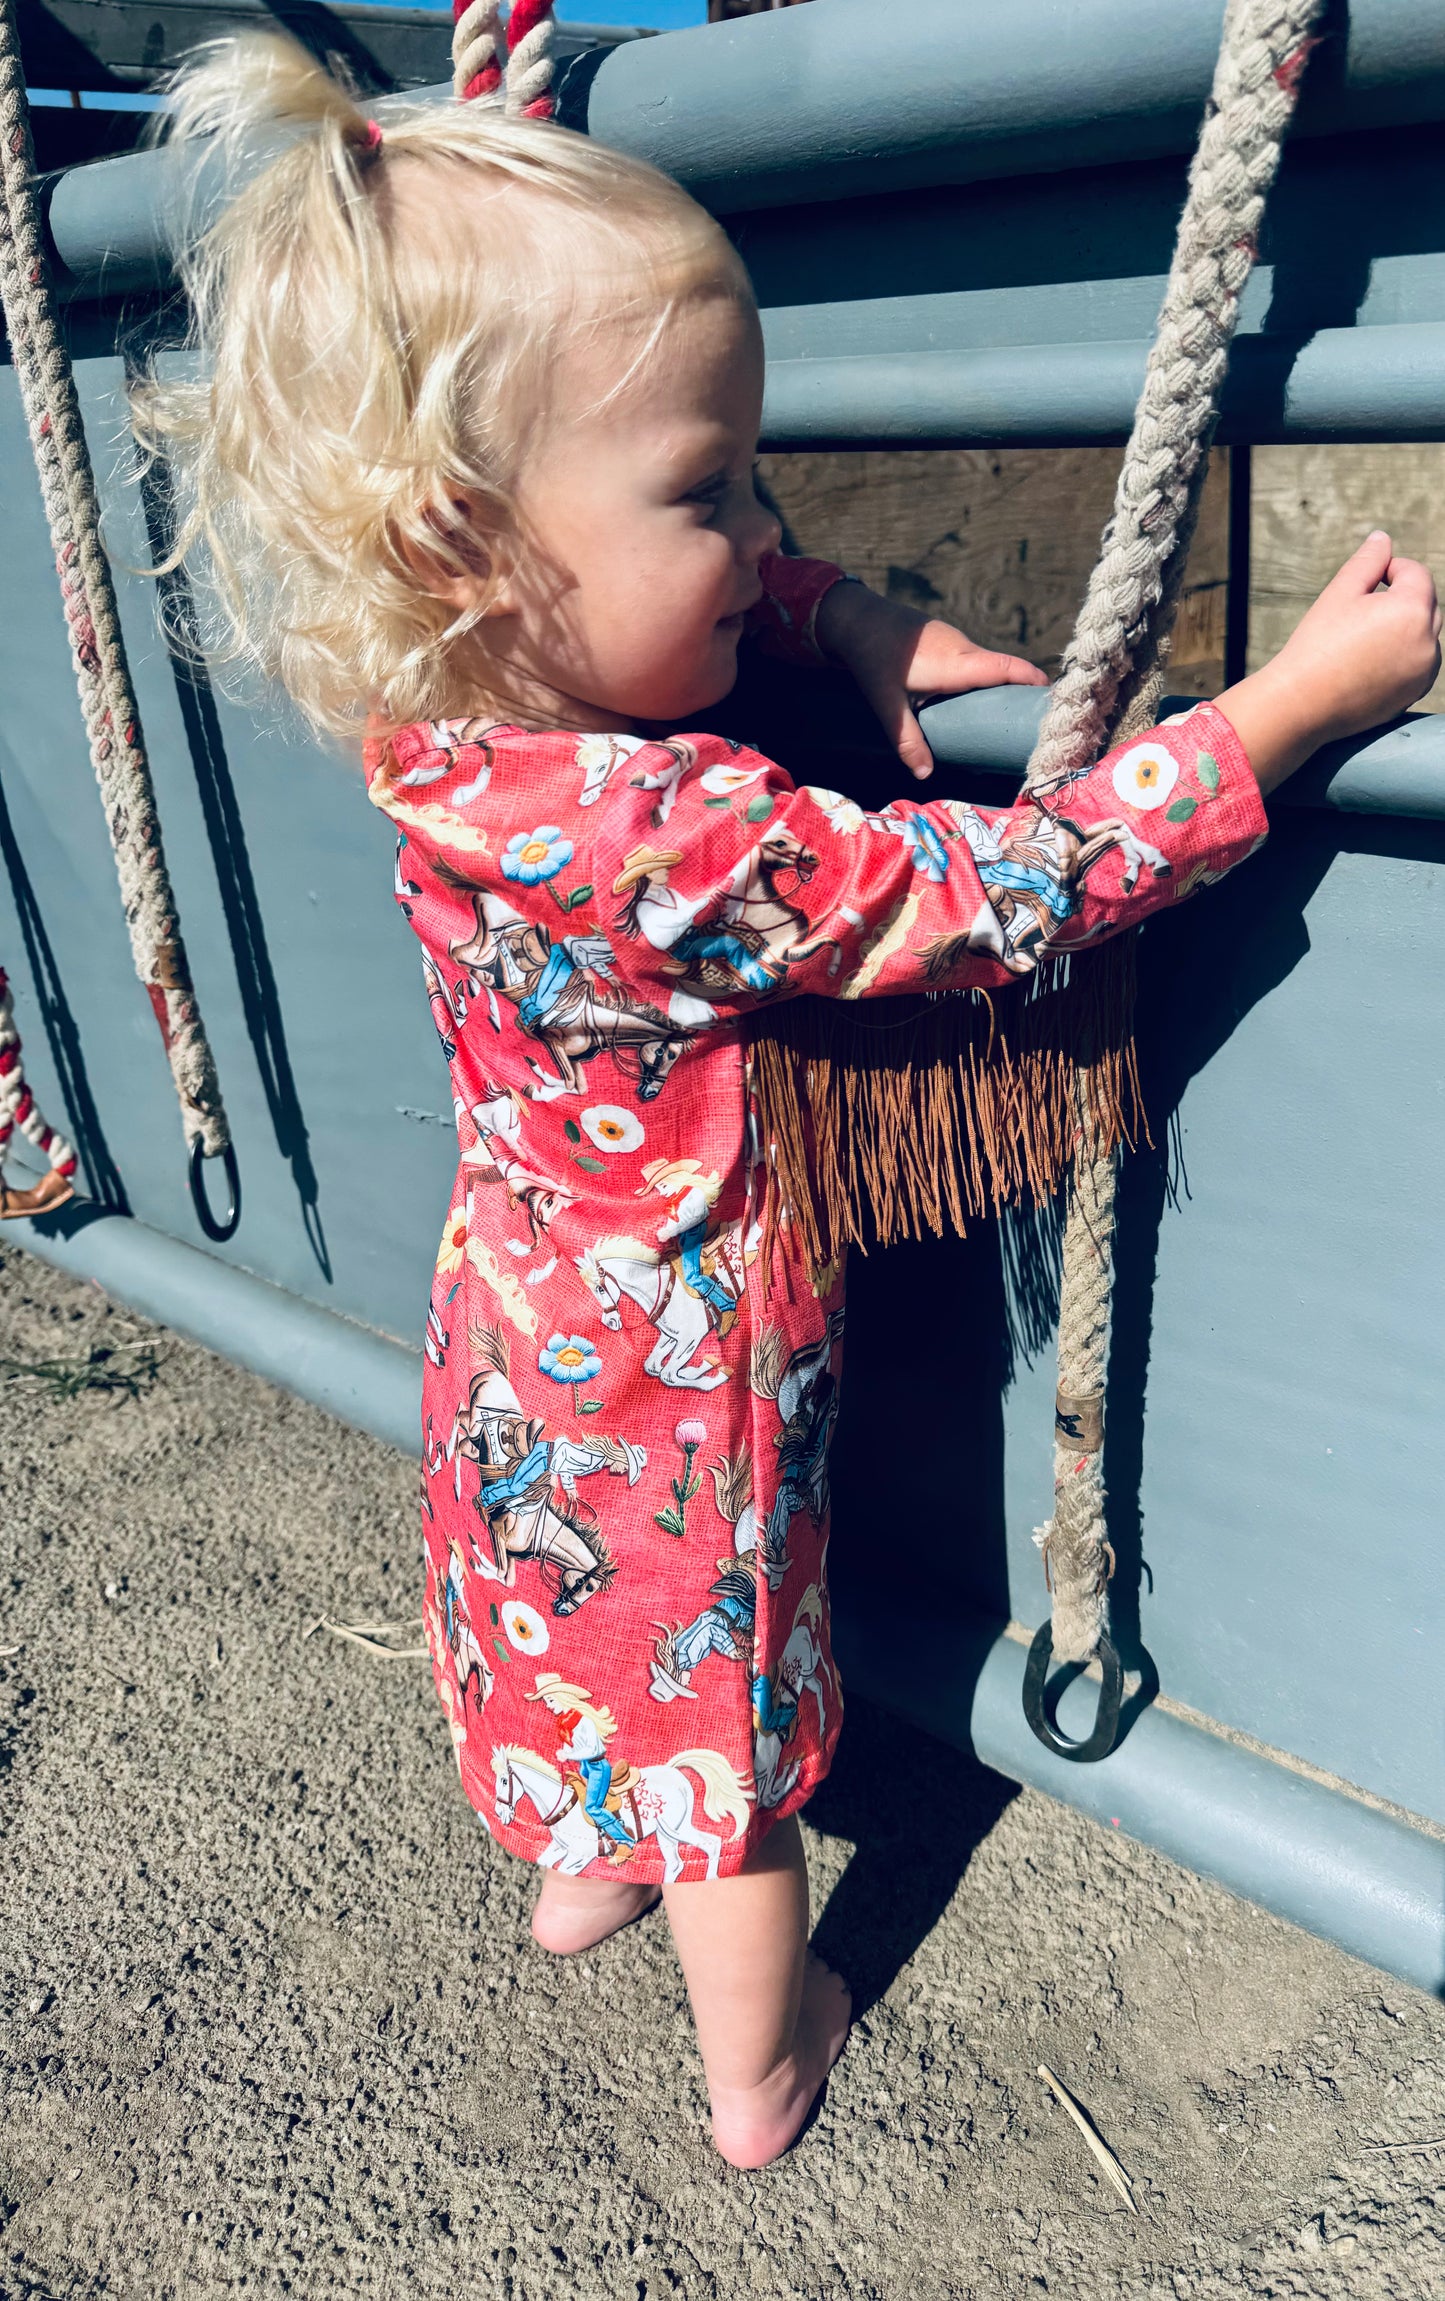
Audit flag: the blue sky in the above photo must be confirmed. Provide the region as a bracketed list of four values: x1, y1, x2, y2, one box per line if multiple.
[558, 2, 708, 25]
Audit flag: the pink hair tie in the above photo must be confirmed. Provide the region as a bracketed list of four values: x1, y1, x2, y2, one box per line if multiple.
[363, 118, 384, 151]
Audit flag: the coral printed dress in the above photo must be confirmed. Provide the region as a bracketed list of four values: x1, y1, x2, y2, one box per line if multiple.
[367, 554, 1268, 1882]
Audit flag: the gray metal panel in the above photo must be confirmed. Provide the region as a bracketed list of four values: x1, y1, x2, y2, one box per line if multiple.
[759, 324, 1445, 450]
[0, 357, 457, 1343]
[39, 6, 1445, 295]
[571, 0, 1445, 215]
[743, 128, 1445, 353]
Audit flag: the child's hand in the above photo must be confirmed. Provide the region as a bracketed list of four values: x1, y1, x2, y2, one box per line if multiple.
[815, 580, 1048, 780]
[1217, 532, 1442, 793]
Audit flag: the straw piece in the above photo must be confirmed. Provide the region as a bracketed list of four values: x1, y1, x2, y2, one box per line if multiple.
[1037, 2063, 1138, 2211]
[308, 1616, 429, 1659]
[1356, 2136, 1445, 2156]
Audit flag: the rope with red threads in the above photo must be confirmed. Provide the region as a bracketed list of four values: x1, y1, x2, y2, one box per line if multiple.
[452, 0, 556, 117]
[0, 966, 76, 1219]
[0, 0, 232, 1208]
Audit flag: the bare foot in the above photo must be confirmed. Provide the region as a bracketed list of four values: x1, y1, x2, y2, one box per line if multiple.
[531, 1869, 661, 1956]
[707, 1954, 852, 2169]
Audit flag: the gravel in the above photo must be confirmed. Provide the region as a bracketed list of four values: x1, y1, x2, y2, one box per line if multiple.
[2, 1246, 1442, 2300]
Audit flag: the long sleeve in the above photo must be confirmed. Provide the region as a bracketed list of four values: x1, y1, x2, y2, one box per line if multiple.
[744, 552, 850, 666]
[593, 701, 1267, 1028]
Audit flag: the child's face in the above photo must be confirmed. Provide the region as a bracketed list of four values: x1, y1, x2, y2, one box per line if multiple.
[487, 286, 781, 730]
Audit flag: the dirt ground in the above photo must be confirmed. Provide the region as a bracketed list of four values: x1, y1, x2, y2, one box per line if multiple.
[2, 1247, 1443, 2301]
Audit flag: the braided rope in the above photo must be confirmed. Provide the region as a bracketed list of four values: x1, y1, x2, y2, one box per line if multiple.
[0, 964, 76, 1214]
[452, 0, 555, 116]
[452, 0, 504, 101]
[0, 0, 229, 1162]
[504, 0, 557, 119]
[1027, 0, 1324, 1664]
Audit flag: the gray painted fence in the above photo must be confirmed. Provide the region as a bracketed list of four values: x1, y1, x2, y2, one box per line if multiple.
[3, 0, 1443, 1990]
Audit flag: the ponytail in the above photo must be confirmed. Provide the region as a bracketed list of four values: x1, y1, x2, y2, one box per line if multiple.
[132, 31, 739, 739]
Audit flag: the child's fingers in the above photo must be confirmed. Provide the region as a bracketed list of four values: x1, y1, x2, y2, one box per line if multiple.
[1317, 529, 1393, 601]
[1382, 554, 1438, 614]
[881, 694, 933, 780]
[964, 648, 1050, 689]
[896, 703, 934, 780]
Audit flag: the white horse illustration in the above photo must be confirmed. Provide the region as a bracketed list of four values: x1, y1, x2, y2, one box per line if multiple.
[574, 1234, 735, 1390]
[491, 1743, 753, 1880]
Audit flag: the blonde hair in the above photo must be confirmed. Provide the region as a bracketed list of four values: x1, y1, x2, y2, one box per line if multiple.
[134, 33, 747, 738]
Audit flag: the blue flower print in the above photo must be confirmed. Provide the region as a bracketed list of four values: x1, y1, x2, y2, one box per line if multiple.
[502, 826, 573, 885]
[539, 1333, 602, 1385]
[901, 813, 950, 883]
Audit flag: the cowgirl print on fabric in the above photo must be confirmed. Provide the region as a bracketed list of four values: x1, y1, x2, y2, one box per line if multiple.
[368, 553, 1269, 1883]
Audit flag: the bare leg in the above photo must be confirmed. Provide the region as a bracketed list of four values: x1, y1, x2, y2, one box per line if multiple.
[532, 1869, 660, 1956]
[662, 1814, 851, 2169]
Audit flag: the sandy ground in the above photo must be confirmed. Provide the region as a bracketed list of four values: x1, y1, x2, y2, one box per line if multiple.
[2, 1246, 1443, 2301]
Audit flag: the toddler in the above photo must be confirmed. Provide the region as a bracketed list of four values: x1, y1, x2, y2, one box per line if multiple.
[139, 36, 1440, 2167]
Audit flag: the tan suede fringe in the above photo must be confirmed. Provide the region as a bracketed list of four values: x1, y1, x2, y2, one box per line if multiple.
[752, 936, 1142, 1275]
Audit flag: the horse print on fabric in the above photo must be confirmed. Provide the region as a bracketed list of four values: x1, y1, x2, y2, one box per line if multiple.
[463, 1078, 576, 1243]
[439, 868, 696, 1102]
[753, 1586, 833, 1811]
[437, 1534, 494, 1722]
[922, 801, 1172, 976]
[574, 1219, 755, 1391]
[492, 1672, 754, 1879]
[367, 561, 1267, 1887]
[749, 1311, 844, 1591]
[649, 1449, 758, 1703]
[425, 1322, 646, 1617]
[611, 826, 847, 1014]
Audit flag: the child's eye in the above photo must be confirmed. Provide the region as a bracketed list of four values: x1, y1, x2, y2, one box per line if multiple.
[680, 471, 729, 510]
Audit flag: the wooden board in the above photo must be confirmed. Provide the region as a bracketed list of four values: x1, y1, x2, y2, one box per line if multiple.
[761, 445, 1445, 714]
[757, 446, 1230, 698]
[1249, 445, 1445, 712]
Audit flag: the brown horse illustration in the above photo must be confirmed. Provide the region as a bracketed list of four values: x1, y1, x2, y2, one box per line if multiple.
[442, 874, 695, 1101]
[923, 804, 1171, 977]
[614, 829, 846, 1002]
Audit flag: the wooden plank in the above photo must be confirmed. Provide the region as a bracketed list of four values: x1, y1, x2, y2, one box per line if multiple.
[1249, 445, 1445, 711]
[758, 446, 1231, 696]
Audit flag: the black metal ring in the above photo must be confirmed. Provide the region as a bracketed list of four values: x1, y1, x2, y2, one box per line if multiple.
[189, 1137, 241, 1242]
[1022, 1620, 1125, 1763]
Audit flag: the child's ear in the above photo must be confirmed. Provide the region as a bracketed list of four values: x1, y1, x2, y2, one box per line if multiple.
[396, 491, 518, 617]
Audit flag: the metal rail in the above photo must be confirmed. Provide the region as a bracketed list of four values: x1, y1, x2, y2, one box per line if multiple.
[919, 692, 1445, 824]
[565, 0, 1445, 216]
[758, 324, 1445, 451]
[37, 0, 1445, 290]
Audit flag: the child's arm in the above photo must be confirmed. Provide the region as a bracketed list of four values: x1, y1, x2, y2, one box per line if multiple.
[817, 530, 1440, 791]
[596, 534, 1439, 1020]
[749, 551, 1045, 723]
[595, 701, 1263, 1017]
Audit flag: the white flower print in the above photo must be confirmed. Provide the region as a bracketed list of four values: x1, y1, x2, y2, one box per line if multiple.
[803, 785, 865, 836]
[580, 1104, 645, 1154]
[1111, 743, 1180, 811]
[699, 763, 770, 797]
[501, 1600, 550, 1656]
